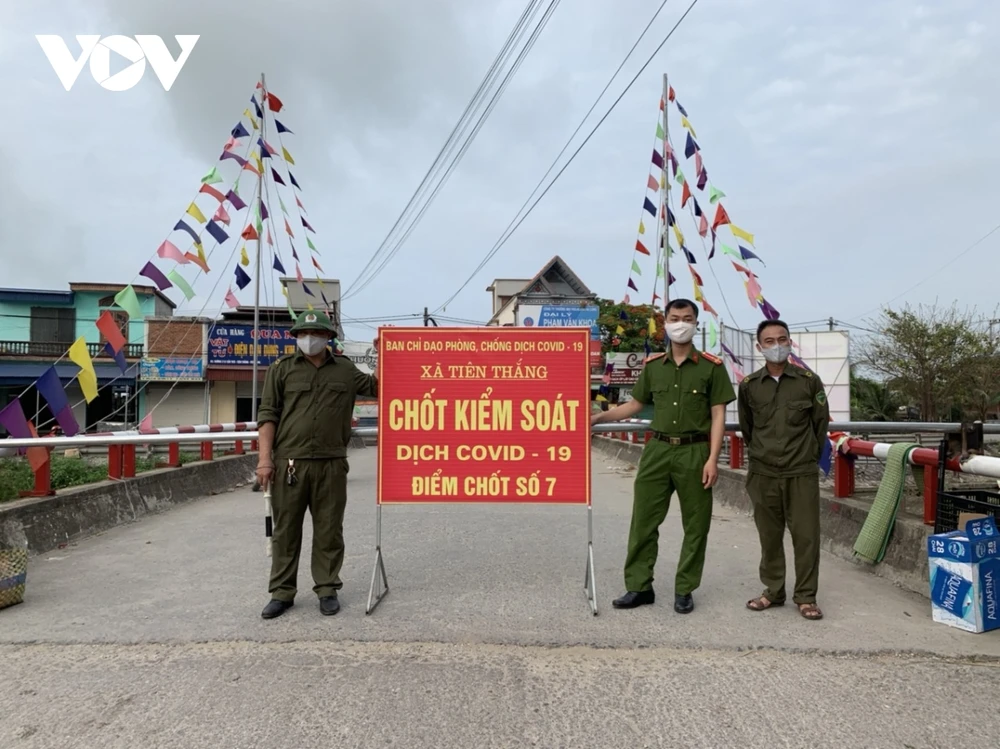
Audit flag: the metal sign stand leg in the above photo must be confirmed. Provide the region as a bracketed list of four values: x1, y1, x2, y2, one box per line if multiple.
[365, 504, 389, 615]
[584, 503, 598, 615]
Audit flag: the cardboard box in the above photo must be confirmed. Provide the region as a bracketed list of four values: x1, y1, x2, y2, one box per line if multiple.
[927, 516, 1000, 633]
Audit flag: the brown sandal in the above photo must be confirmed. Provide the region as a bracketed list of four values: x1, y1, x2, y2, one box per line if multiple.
[798, 603, 823, 620]
[746, 595, 784, 611]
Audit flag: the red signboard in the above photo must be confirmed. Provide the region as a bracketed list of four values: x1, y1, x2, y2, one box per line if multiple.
[377, 327, 591, 505]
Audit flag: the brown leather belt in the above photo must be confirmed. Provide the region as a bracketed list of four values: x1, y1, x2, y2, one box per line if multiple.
[651, 432, 709, 446]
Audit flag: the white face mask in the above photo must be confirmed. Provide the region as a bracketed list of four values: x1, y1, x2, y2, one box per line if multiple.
[297, 335, 328, 356]
[760, 343, 791, 364]
[665, 321, 697, 344]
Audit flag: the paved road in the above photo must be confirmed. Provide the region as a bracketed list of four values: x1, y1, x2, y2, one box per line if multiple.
[2, 447, 999, 748]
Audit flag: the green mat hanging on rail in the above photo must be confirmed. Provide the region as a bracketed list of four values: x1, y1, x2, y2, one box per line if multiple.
[853, 442, 920, 564]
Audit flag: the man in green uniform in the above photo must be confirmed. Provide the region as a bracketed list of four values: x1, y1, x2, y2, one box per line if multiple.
[738, 319, 829, 621]
[255, 310, 378, 619]
[592, 298, 735, 614]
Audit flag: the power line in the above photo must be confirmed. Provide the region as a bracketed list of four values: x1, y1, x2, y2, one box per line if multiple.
[433, 0, 701, 313]
[845, 221, 1000, 322]
[341, 0, 555, 300]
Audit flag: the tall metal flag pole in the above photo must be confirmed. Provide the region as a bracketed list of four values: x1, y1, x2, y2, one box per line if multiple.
[661, 73, 670, 307]
[251, 72, 265, 422]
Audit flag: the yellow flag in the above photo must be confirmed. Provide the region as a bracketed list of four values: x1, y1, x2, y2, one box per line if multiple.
[638, 220, 646, 235]
[282, 147, 295, 165]
[196, 243, 209, 272]
[694, 284, 704, 302]
[681, 116, 697, 137]
[730, 224, 755, 244]
[244, 109, 258, 130]
[240, 245, 249, 266]
[660, 174, 666, 190]
[254, 153, 264, 173]
[672, 224, 684, 246]
[647, 317, 656, 335]
[186, 202, 207, 224]
[306, 302, 315, 310]
[595, 394, 607, 402]
[615, 325, 625, 335]
[68, 337, 98, 403]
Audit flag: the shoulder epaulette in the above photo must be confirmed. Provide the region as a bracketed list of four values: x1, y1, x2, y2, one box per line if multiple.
[275, 353, 295, 364]
[701, 351, 723, 365]
[643, 352, 667, 364]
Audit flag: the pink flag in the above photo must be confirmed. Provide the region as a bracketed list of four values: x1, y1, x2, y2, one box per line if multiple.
[138, 412, 154, 433]
[224, 136, 240, 152]
[698, 214, 708, 237]
[695, 152, 703, 175]
[224, 288, 240, 308]
[213, 205, 231, 226]
[647, 174, 659, 191]
[295, 263, 304, 283]
[157, 240, 188, 263]
[266, 227, 273, 246]
[731, 363, 746, 380]
[746, 275, 762, 307]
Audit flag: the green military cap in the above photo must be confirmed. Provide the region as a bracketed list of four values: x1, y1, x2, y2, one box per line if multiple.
[289, 309, 335, 334]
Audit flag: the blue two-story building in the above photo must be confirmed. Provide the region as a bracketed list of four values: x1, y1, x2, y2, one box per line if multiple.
[0, 282, 174, 433]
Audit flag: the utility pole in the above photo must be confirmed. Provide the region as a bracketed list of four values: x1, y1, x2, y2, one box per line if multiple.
[251, 71, 266, 423]
[423, 307, 438, 327]
[828, 317, 835, 331]
[661, 72, 670, 308]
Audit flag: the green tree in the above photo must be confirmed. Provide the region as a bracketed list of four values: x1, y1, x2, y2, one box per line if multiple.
[849, 369, 902, 421]
[596, 298, 663, 353]
[858, 303, 999, 420]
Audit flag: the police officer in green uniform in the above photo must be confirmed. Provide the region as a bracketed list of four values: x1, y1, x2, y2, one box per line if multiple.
[592, 299, 735, 614]
[255, 310, 378, 619]
[738, 319, 829, 621]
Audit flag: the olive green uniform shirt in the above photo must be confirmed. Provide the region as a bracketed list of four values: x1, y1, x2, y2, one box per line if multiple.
[630, 348, 736, 436]
[257, 350, 378, 460]
[737, 364, 830, 477]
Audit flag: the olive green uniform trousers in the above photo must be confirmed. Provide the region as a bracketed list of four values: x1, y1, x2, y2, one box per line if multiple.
[269, 457, 350, 601]
[746, 472, 821, 605]
[625, 439, 713, 595]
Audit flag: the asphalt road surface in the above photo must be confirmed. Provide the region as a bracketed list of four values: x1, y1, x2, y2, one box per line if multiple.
[2, 447, 998, 748]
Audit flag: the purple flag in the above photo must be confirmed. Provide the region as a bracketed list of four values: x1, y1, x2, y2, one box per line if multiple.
[104, 342, 128, 373]
[682, 247, 697, 264]
[234, 265, 252, 291]
[666, 206, 676, 227]
[668, 272, 676, 286]
[740, 246, 763, 264]
[685, 133, 698, 159]
[173, 220, 200, 244]
[53, 406, 80, 437]
[303, 282, 314, 297]
[760, 299, 781, 321]
[290, 242, 299, 261]
[676, 100, 688, 117]
[220, 151, 247, 167]
[692, 198, 702, 217]
[36, 366, 70, 413]
[271, 167, 286, 186]
[260, 200, 269, 221]
[226, 190, 247, 211]
[205, 220, 230, 245]
[642, 197, 657, 217]
[257, 138, 271, 158]
[697, 168, 708, 191]
[0, 399, 33, 439]
[651, 149, 664, 169]
[251, 96, 263, 120]
[140, 261, 173, 291]
[709, 229, 717, 260]
[231, 122, 250, 139]
[721, 343, 743, 366]
[289, 172, 301, 190]
[272, 254, 286, 274]
[275, 119, 293, 134]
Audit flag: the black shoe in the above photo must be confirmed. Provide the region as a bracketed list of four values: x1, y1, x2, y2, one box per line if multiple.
[261, 599, 293, 619]
[612, 589, 655, 609]
[319, 595, 340, 616]
[674, 593, 694, 614]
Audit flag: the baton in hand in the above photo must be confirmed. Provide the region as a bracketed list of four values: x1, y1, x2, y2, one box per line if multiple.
[264, 486, 273, 557]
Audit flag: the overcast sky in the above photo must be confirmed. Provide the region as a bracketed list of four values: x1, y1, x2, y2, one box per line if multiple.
[1, 0, 997, 342]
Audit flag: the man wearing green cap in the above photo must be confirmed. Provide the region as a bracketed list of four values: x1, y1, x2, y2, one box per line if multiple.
[255, 309, 379, 619]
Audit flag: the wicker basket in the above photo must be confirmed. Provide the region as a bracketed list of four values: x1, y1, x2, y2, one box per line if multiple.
[0, 547, 27, 610]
